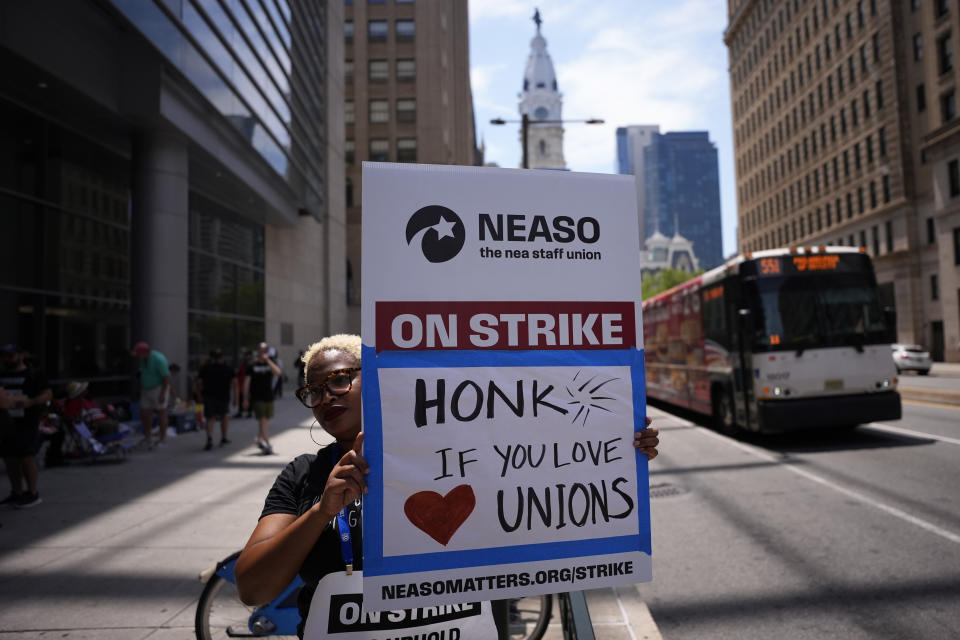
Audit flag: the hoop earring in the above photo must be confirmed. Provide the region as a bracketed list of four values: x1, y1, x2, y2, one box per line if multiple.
[310, 419, 324, 447]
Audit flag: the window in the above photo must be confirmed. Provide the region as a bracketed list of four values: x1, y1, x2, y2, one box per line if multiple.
[866, 135, 874, 163]
[369, 59, 389, 82]
[914, 33, 924, 61]
[397, 59, 415, 82]
[858, 186, 865, 213]
[950, 159, 960, 196]
[369, 139, 389, 162]
[879, 126, 887, 155]
[860, 44, 868, 73]
[396, 20, 415, 42]
[397, 138, 417, 163]
[346, 179, 353, 208]
[873, 32, 880, 62]
[368, 20, 388, 43]
[885, 221, 893, 252]
[396, 98, 416, 123]
[883, 175, 891, 202]
[936, 0, 950, 18]
[918, 83, 927, 112]
[369, 99, 389, 123]
[345, 60, 354, 84]
[345, 20, 354, 43]
[345, 139, 355, 165]
[928, 217, 937, 244]
[939, 34, 954, 74]
[870, 180, 877, 208]
[931, 274, 940, 301]
[860, 230, 867, 248]
[345, 100, 354, 124]
[876, 80, 884, 110]
[954, 227, 960, 264]
[942, 90, 957, 122]
[872, 225, 880, 255]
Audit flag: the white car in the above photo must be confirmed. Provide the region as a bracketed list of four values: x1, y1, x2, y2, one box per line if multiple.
[891, 344, 932, 375]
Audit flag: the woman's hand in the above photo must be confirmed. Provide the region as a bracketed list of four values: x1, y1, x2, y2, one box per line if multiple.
[634, 417, 660, 461]
[317, 432, 370, 519]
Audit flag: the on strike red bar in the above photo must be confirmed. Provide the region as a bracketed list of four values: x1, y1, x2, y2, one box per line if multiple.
[376, 301, 636, 351]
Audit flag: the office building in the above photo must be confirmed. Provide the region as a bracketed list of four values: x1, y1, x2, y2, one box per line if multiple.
[343, 0, 480, 325]
[643, 131, 724, 270]
[0, 0, 346, 395]
[726, 0, 960, 361]
[617, 125, 660, 245]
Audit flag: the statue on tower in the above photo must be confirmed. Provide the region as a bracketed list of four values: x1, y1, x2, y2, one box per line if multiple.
[533, 8, 542, 33]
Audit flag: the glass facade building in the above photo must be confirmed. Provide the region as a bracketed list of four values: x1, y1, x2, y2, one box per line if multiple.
[0, 0, 345, 397]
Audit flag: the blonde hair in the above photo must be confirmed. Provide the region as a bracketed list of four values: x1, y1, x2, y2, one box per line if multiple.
[302, 334, 362, 383]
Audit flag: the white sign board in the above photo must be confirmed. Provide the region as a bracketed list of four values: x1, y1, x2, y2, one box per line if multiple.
[361, 163, 650, 610]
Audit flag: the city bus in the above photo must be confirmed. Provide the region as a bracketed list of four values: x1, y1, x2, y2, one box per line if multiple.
[642, 247, 901, 433]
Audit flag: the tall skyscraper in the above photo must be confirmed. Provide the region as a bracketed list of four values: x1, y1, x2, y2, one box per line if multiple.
[0, 0, 345, 393]
[617, 125, 660, 246]
[725, 0, 960, 361]
[518, 9, 566, 170]
[344, 0, 480, 324]
[644, 132, 724, 270]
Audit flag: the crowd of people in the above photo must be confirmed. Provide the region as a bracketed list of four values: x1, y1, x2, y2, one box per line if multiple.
[0, 339, 297, 509]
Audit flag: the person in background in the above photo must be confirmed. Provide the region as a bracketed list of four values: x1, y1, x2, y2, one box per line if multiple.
[131, 341, 170, 449]
[244, 343, 281, 454]
[233, 351, 252, 419]
[195, 349, 235, 451]
[270, 347, 285, 399]
[0, 345, 52, 508]
[62, 380, 121, 438]
[166, 363, 184, 413]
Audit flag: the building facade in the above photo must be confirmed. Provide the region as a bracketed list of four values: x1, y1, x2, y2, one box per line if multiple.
[343, 0, 479, 326]
[518, 11, 566, 170]
[643, 131, 725, 270]
[0, 0, 346, 396]
[726, 0, 960, 362]
[616, 124, 660, 245]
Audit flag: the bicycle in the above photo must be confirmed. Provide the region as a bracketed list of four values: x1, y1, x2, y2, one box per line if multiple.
[196, 550, 552, 640]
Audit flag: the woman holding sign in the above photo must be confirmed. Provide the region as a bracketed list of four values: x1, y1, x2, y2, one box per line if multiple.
[234, 333, 660, 638]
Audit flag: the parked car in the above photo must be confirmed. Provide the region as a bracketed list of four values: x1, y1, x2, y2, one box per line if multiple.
[891, 344, 932, 375]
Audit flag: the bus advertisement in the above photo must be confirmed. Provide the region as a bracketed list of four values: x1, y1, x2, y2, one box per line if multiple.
[643, 247, 901, 433]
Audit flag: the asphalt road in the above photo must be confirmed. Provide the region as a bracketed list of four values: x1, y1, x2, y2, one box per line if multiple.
[896, 371, 960, 392]
[638, 400, 960, 640]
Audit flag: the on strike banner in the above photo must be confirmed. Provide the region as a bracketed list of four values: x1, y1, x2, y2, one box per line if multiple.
[361, 163, 649, 610]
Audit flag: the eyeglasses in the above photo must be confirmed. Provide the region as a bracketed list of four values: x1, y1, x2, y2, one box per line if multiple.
[295, 367, 361, 408]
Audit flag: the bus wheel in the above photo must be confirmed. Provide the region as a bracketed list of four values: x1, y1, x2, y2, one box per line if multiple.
[714, 387, 736, 434]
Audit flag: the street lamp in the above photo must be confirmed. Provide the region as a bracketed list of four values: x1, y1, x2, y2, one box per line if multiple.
[490, 114, 605, 169]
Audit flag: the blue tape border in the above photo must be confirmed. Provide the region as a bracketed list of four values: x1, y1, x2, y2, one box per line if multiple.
[360, 346, 650, 576]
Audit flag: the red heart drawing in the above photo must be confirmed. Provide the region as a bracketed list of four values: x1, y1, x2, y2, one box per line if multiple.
[404, 484, 476, 546]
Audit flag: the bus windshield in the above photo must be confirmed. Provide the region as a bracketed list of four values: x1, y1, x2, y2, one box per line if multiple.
[746, 272, 892, 351]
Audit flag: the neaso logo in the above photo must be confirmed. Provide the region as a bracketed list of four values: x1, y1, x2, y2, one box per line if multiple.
[406, 205, 466, 263]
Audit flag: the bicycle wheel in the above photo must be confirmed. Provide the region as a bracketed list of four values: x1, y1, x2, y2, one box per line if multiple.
[508, 593, 553, 640]
[195, 574, 295, 639]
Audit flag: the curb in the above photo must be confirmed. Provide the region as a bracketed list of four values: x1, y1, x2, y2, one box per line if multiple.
[898, 387, 960, 407]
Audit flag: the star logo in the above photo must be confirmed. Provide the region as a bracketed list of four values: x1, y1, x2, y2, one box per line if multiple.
[405, 205, 466, 263]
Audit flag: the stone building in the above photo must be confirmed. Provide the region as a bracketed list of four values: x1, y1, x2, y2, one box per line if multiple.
[518, 9, 567, 170]
[726, 0, 960, 361]
[343, 0, 480, 327]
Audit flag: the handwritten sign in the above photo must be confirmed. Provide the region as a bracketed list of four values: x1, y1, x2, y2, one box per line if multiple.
[361, 163, 650, 610]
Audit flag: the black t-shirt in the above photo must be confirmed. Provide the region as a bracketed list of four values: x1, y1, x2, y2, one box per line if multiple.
[199, 362, 234, 400]
[248, 361, 276, 402]
[0, 366, 49, 428]
[260, 443, 361, 638]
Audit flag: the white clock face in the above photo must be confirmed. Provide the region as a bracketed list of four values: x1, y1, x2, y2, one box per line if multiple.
[534, 106, 549, 120]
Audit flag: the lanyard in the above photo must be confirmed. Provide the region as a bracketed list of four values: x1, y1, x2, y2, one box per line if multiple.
[332, 445, 355, 574]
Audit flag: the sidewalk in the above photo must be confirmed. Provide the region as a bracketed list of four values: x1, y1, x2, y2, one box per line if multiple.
[897, 362, 960, 406]
[0, 394, 661, 639]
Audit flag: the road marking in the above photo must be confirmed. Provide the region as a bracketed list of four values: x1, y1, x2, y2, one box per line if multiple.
[685, 422, 960, 546]
[863, 421, 960, 446]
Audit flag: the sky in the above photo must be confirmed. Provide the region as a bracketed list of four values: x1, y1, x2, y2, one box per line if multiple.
[468, 0, 738, 258]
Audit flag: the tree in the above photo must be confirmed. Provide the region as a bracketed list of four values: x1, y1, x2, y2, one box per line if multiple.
[641, 268, 704, 300]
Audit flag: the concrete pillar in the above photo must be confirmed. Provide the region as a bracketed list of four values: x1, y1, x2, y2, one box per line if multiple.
[131, 131, 189, 394]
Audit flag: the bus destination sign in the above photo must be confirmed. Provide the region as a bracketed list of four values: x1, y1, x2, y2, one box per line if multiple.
[748, 253, 862, 277]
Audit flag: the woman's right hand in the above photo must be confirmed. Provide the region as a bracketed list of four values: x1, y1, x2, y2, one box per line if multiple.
[317, 432, 369, 518]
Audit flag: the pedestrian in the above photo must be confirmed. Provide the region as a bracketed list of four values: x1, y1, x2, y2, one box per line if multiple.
[233, 333, 662, 635]
[0, 344, 52, 508]
[62, 380, 121, 438]
[243, 342, 281, 454]
[195, 349, 235, 451]
[295, 350, 306, 387]
[233, 351, 252, 419]
[131, 341, 171, 449]
[270, 347, 285, 399]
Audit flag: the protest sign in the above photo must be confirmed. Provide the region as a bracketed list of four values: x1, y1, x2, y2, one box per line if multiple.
[361, 163, 649, 610]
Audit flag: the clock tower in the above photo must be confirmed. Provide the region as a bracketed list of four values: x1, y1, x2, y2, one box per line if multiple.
[518, 9, 566, 169]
